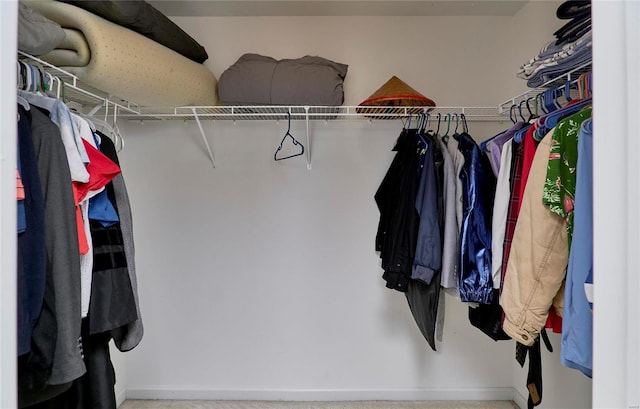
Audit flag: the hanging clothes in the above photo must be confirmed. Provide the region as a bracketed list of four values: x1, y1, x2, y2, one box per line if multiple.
[375, 128, 420, 292]
[499, 139, 525, 293]
[24, 319, 117, 409]
[88, 135, 138, 336]
[19, 105, 84, 407]
[500, 129, 566, 346]
[408, 131, 445, 351]
[17, 105, 46, 357]
[490, 139, 514, 289]
[561, 117, 593, 378]
[436, 136, 459, 292]
[376, 125, 446, 350]
[501, 106, 592, 346]
[454, 131, 495, 304]
[16, 63, 143, 407]
[413, 133, 441, 284]
[106, 145, 144, 351]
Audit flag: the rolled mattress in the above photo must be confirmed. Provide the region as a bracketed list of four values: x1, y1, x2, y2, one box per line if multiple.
[26, 0, 218, 107]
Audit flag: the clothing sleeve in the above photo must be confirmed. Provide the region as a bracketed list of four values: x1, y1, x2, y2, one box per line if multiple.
[457, 135, 495, 304]
[412, 143, 441, 284]
[490, 141, 513, 289]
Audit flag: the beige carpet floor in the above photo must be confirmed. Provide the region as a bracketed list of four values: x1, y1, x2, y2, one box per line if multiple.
[119, 401, 519, 409]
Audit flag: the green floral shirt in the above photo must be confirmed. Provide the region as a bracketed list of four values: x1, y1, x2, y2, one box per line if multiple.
[542, 107, 592, 247]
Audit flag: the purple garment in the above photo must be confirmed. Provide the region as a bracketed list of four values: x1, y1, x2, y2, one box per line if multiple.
[487, 122, 525, 177]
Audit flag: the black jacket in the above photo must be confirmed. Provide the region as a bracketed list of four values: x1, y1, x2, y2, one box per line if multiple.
[375, 129, 420, 292]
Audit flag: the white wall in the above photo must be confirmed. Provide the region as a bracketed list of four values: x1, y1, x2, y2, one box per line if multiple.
[173, 2, 563, 108]
[592, 1, 640, 408]
[119, 120, 513, 400]
[113, 1, 591, 407]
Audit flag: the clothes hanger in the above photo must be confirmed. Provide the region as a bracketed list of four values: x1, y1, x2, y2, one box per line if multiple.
[19, 62, 31, 92]
[421, 112, 430, 133]
[564, 80, 574, 103]
[584, 72, 592, 98]
[521, 97, 538, 121]
[518, 100, 527, 122]
[403, 114, 412, 130]
[513, 101, 535, 143]
[509, 104, 517, 124]
[460, 113, 469, 134]
[537, 96, 592, 136]
[435, 113, 441, 136]
[453, 113, 459, 134]
[418, 113, 429, 143]
[526, 97, 538, 123]
[17, 95, 30, 111]
[542, 89, 556, 113]
[274, 112, 304, 161]
[442, 113, 451, 139]
[536, 93, 548, 115]
[17, 62, 24, 90]
[413, 113, 428, 148]
[87, 115, 123, 149]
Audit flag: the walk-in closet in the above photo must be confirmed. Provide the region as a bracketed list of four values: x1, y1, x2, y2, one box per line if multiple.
[1, 1, 638, 408]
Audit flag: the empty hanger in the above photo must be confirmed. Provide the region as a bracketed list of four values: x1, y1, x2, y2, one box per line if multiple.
[274, 113, 304, 161]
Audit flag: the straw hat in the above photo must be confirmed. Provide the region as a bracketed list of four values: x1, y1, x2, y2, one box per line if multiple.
[358, 76, 436, 109]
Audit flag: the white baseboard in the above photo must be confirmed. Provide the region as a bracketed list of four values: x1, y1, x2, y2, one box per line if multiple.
[116, 387, 127, 407]
[512, 388, 526, 409]
[125, 387, 517, 402]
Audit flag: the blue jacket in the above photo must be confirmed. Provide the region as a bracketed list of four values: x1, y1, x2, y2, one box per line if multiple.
[455, 132, 496, 304]
[412, 134, 442, 284]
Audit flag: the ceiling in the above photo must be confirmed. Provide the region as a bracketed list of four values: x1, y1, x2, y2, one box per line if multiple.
[148, 0, 529, 17]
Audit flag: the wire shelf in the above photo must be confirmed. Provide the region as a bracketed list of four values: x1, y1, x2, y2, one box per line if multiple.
[18, 52, 140, 116]
[17, 51, 591, 168]
[124, 105, 506, 122]
[499, 61, 592, 114]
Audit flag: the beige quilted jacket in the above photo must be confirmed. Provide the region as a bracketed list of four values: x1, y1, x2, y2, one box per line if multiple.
[500, 130, 568, 346]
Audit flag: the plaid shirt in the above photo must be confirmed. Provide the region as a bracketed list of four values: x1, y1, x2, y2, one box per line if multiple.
[500, 139, 524, 293]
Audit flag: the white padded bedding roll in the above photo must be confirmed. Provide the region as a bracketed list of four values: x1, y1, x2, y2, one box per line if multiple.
[27, 0, 218, 107]
[44, 28, 91, 67]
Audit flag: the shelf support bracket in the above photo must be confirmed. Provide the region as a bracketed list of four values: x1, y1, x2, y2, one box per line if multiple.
[191, 107, 216, 168]
[304, 106, 311, 170]
[87, 101, 105, 117]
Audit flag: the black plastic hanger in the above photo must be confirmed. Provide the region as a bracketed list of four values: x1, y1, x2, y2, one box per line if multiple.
[460, 113, 469, 134]
[274, 113, 304, 161]
[453, 113, 460, 134]
[509, 104, 517, 124]
[526, 97, 539, 123]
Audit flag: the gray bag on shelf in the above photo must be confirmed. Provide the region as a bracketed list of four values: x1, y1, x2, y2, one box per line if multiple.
[218, 53, 348, 106]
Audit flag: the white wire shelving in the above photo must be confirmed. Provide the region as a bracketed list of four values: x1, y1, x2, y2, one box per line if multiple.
[498, 61, 592, 115]
[17, 52, 591, 169]
[18, 51, 141, 120]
